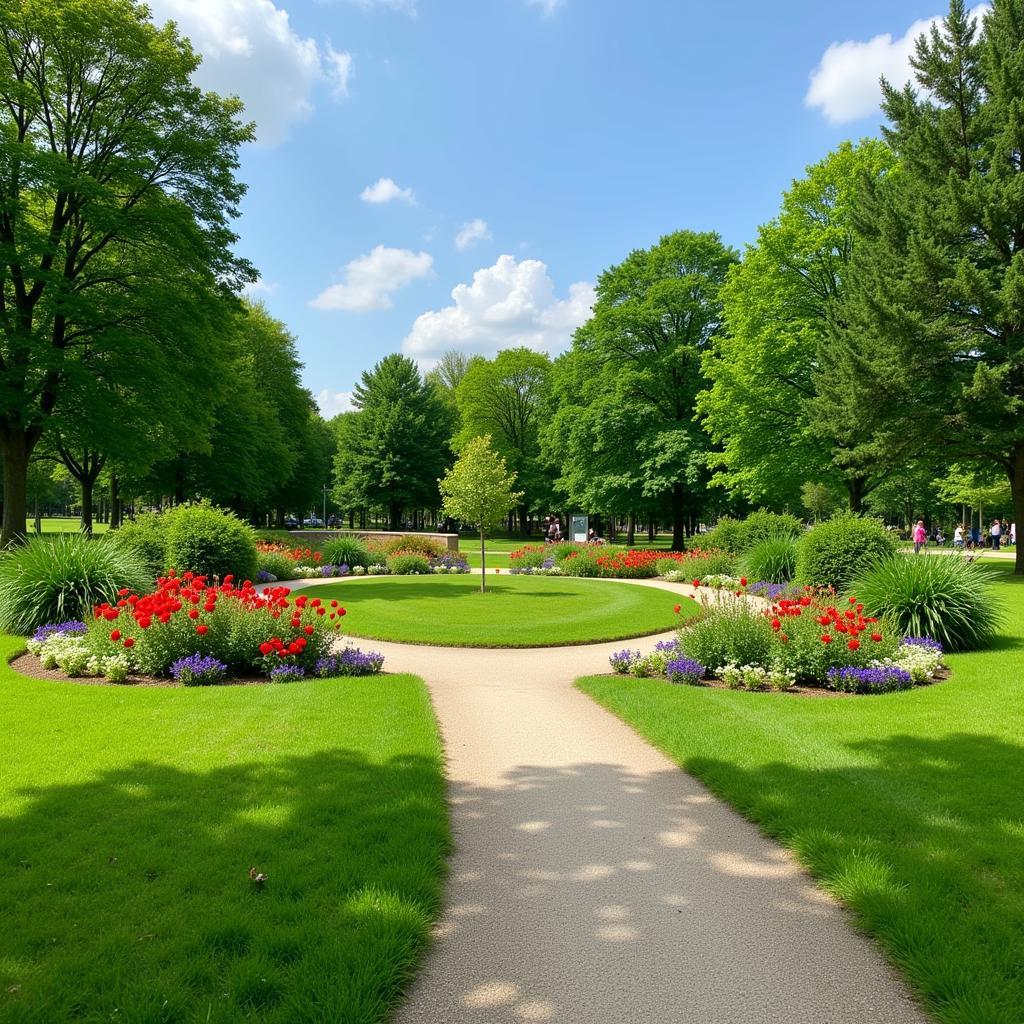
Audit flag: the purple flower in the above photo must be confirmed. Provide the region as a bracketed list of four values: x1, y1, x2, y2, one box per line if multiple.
[654, 639, 681, 653]
[609, 649, 640, 673]
[32, 621, 87, 643]
[255, 569, 276, 583]
[430, 552, 470, 571]
[269, 664, 306, 682]
[665, 657, 705, 684]
[826, 666, 913, 694]
[170, 653, 227, 686]
[901, 636, 944, 654]
[315, 647, 385, 677]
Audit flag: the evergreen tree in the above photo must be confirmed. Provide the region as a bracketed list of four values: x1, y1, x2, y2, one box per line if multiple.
[818, 0, 1024, 571]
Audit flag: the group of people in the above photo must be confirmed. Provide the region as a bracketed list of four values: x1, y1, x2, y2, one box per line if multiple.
[912, 518, 1016, 555]
[543, 516, 563, 544]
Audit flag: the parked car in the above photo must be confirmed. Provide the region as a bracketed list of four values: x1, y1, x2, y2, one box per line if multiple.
[283, 516, 298, 528]
[307, 515, 324, 527]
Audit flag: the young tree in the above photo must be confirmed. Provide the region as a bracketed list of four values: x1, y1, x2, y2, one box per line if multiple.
[439, 434, 522, 593]
[699, 140, 896, 510]
[335, 354, 453, 530]
[0, 0, 253, 545]
[566, 230, 737, 549]
[455, 347, 551, 535]
[819, 0, 1024, 572]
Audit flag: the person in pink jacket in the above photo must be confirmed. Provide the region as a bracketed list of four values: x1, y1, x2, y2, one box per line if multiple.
[913, 520, 927, 555]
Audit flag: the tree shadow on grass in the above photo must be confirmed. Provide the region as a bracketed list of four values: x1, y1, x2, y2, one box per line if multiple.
[681, 731, 1024, 1024]
[0, 750, 448, 1024]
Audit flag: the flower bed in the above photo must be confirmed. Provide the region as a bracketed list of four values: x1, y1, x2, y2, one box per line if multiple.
[23, 571, 385, 684]
[508, 544, 734, 579]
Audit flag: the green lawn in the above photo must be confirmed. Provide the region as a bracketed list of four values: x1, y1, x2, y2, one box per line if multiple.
[294, 574, 693, 647]
[0, 645, 449, 1024]
[578, 564, 1024, 1024]
[24, 517, 108, 534]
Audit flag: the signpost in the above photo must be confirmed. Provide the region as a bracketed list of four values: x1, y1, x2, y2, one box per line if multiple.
[571, 514, 589, 543]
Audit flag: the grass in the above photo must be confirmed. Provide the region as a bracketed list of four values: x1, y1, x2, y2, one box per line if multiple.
[578, 563, 1024, 1024]
[0, 647, 449, 1024]
[293, 574, 694, 647]
[24, 517, 109, 534]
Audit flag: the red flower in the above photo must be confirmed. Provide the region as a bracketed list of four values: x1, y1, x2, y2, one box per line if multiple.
[304, 625, 314, 635]
[338, 608, 347, 617]
[188, 609, 199, 620]
[780, 633, 789, 643]
[139, 617, 152, 630]
[692, 579, 700, 588]
[123, 637, 135, 648]
[740, 577, 747, 587]
[871, 632, 883, 642]
[673, 604, 681, 614]
[196, 624, 208, 636]
[259, 642, 273, 656]
[848, 639, 860, 651]
[821, 634, 833, 644]
[771, 618, 781, 631]
[849, 596, 857, 604]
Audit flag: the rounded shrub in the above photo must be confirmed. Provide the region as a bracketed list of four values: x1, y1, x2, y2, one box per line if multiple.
[255, 550, 297, 582]
[374, 535, 446, 559]
[684, 549, 739, 577]
[796, 513, 898, 590]
[701, 517, 747, 554]
[386, 552, 430, 575]
[852, 553, 1003, 651]
[164, 503, 258, 581]
[741, 535, 798, 583]
[107, 511, 168, 577]
[676, 601, 774, 672]
[741, 510, 803, 547]
[322, 535, 372, 568]
[0, 533, 151, 634]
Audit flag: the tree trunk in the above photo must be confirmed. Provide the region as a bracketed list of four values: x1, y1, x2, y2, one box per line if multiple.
[518, 504, 529, 537]
[1010, 443, 1024, 575]
[671, 485, 686, 551]
[389, 502, 401, 531]
[648, 519, 655, 542]
[0, 429, 33, 548]
[81, 475, 94, 535]
[847, 477, 866, 513]
[109, 474, 122, 530]
[627, 512, 636, 547]
[479, 527, 487, 593]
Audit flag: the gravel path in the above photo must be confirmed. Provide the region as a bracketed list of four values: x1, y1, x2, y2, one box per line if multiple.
[298, 575, 928, 1023]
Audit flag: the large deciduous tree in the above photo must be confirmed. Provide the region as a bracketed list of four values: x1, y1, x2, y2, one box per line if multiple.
[560, 230, 736, 549]
[0, 0, 252, 545]
[699, 140, 896, 511]
[334, 354, 453, 530]
[455, 347, 551, 535]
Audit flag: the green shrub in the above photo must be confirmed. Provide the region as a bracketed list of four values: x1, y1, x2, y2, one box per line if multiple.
[557, 548, 602, 577]
[164, 503, 258, 581]
[852, 553, 1003, 651]
[796, 513, 898, 590]
[685, 549, 739, 577]
[372, 534, 446, 559]
[552, 541, 587, 560]
[741, 535, 798, 583]
[701, 517, 747, 554]
[386, 553, 430, 575]
[322, 535, 372, 568]
[108, 511, 168, 577]
[0, 534, 151, 634]
[742, 510, 803, 547]
[255, 550, 297, 582]
[676, 599, 775, 672]
[509, 544, 548, 569]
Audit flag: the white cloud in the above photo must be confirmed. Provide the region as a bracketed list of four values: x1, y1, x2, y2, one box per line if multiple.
[346, 0, 416, 11]
[360, 177, 416, 204]
[455, 218, 492, 251]
[805, 5, 989, 124]
[147, 0, 353, 145]
[316, 389, 357, 418]
[528, 0, 564, 13]
[310, 245, 433, 312]
[403, 254, 594, 364]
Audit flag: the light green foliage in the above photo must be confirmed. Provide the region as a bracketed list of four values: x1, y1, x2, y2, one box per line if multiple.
[741, 535, 799, 583]
[108, 512, 168, 577]
[801, 481, 843, 522]
[0, 533, 150, 633]
[796, 513, 898, 590]
[255, 550, 297, 582]
[321, 536, 372, 569]
[163, 503, 258, 581]
[703, 511, 803, 554]
[676, 599, 775, 671]
[439, 435, 522, 591]
[386, 553, 431, 576]
[0, 0, 253, 546]
[816, 3, 1024, 569]
[699, 140, 895, 510]
[853, 554, 1003, 651]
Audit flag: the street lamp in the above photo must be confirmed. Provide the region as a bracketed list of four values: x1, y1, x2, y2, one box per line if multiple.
[322, 483, 328, 528]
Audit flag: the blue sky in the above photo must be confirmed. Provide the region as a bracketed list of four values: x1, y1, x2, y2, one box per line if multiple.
[147, 0, 981, 416]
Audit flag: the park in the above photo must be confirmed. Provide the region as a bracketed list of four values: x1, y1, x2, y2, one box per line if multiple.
[1, 1, 1024, 1022]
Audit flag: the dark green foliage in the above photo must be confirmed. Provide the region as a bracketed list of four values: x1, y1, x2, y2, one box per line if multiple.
[853, 554, 1003, 651]
[321, 536, 372, 569]
[701, 518, 747, 554]
[386, 553, 431, 575]
[373, 535, 447, 559]
[742, 535, 799, 583]
[0, 534, 150, 633]
[704, 512, 803, 554]
[164, 503, 257, 581]
[796, 513, 898, 590]
[108, 512, 168, 577]
[255, 550, 297, 582]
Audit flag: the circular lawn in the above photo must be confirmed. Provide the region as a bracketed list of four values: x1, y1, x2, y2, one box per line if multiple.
[292, 574, 694, 647]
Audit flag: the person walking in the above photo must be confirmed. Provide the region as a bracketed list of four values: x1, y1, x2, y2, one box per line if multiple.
[912, 520, 928, 555]
[991, 518, 1002, 551]
[953, 523, 965, 551]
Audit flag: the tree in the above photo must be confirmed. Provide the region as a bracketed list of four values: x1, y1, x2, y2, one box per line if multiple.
[0, 0, 253, 546]
[817, 0, 1024, 572]
[699, 140, 896, 510]
[455, 347, 551, 535]
[564, 230, 737, 549]
[334, 354, 453, 530]
[801, 481, 841, 523]
[439, 434, 522, 592]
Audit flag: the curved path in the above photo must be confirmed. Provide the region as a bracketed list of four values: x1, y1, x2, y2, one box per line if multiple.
[297, 575, 927, 1023]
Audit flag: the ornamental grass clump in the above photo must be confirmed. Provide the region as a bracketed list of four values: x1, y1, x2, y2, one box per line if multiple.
[741, 534, 798, 583]
[322, 536, 372, 569]
[851, 553, 1003, 651]
[0, 534, 151, 634]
